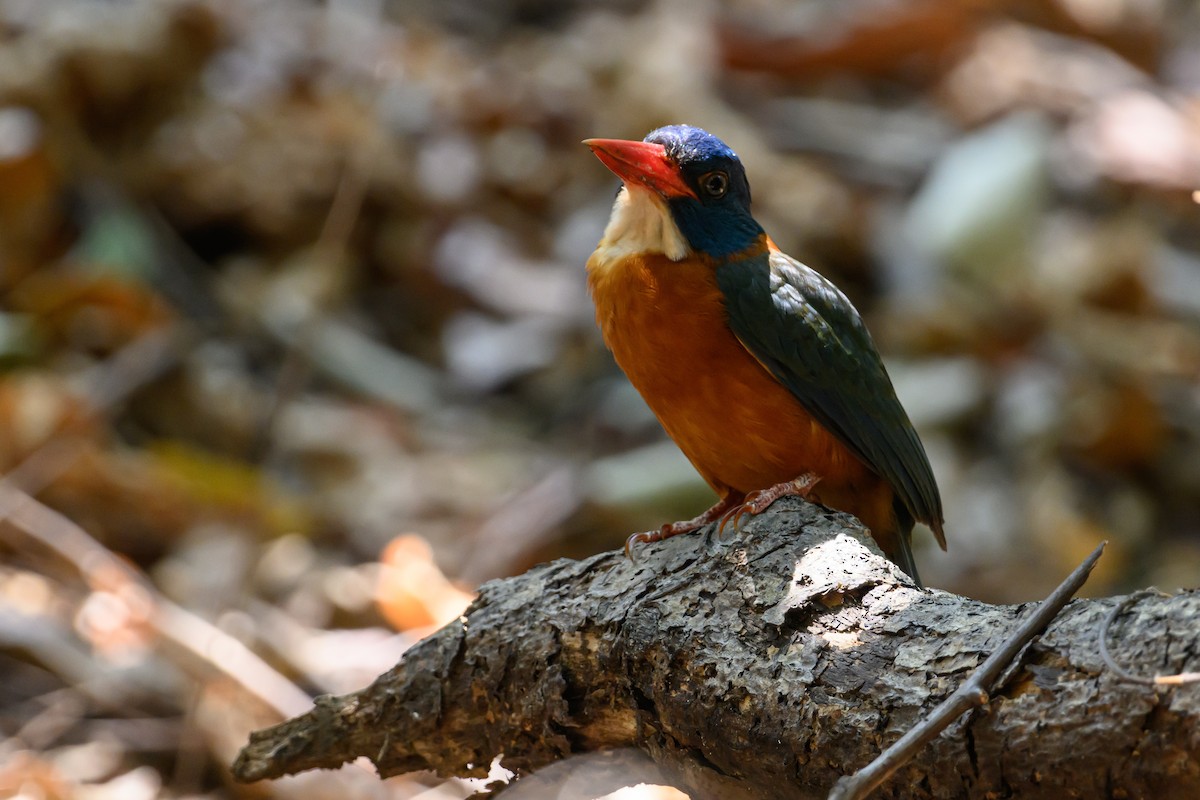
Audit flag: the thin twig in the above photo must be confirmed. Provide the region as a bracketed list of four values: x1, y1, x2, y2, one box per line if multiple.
[1098, 589, 1200, 687]
[828, 540, 1107, 800]
[0, 483, 313, 719]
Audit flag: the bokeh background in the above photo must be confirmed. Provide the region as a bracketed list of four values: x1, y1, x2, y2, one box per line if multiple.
[1, 0, 1198, 797]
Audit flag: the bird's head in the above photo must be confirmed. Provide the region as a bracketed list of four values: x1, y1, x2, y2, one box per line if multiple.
[585, 125, 763, 260]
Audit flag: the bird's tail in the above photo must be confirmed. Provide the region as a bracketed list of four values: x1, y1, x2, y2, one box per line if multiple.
[888, 505, 923, 588]
[890, 529, 923, 589]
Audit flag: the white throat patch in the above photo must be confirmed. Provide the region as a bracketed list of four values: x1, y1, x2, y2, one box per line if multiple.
[594, 186, 691, 263]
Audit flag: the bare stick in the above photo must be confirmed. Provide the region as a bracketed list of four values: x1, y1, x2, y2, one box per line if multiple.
[828, 540, 1107, 800]
[0, 483, 312, 719]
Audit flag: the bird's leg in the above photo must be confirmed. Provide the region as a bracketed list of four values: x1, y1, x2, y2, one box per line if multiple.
[717, 473, 821, 535]
[625, 493, 744, 558]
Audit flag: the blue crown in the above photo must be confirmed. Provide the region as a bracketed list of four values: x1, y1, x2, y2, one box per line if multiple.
[645, 125, 739, 165]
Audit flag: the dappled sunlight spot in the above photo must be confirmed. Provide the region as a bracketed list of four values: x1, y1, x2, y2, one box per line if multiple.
[73, 582, 154, 660]
[0, 569, 56, 615]
[822, 631, 862, 650]
[599, 785, 690, 799]
[765, 533, 918, 628]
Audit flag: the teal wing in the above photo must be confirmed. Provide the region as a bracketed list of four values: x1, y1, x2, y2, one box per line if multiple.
[715, 249, 945, 548]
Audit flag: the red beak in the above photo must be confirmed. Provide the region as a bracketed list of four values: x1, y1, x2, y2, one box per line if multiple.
[584, 138, 696, 199]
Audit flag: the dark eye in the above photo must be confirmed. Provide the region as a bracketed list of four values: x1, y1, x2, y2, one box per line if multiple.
[700, 171, 728, 198]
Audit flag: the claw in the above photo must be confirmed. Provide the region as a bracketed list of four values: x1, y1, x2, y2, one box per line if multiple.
[732, 504, 755, 530]
[716, 504, 744, 537]
[717, 493, 758, 536]
[624, 529, 659, 562]
[621, 494, 744, 560]
[629, 475, 820, 559]
[714, 474, 822, 539]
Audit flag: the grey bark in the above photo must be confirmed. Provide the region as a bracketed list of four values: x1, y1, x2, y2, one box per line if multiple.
[232, 497, 1200, 799]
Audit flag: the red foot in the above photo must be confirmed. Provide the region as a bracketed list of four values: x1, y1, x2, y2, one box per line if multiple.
[625, 494, 743, 560]
[717, 474, 821, 536]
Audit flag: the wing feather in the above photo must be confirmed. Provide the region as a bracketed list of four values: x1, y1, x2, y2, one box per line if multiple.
[716, 249, 945, 546]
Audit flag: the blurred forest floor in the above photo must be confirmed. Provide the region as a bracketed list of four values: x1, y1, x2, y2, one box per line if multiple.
[1, 0, 1198, 797]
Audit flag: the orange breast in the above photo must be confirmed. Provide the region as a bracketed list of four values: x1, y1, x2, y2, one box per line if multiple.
[587, 251, 897, 538]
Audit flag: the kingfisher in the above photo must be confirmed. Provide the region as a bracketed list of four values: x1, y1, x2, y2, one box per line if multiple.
[584, 125, 945, 584]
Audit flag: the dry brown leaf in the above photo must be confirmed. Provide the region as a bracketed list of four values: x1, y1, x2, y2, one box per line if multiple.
[376, 534, 474, 632]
